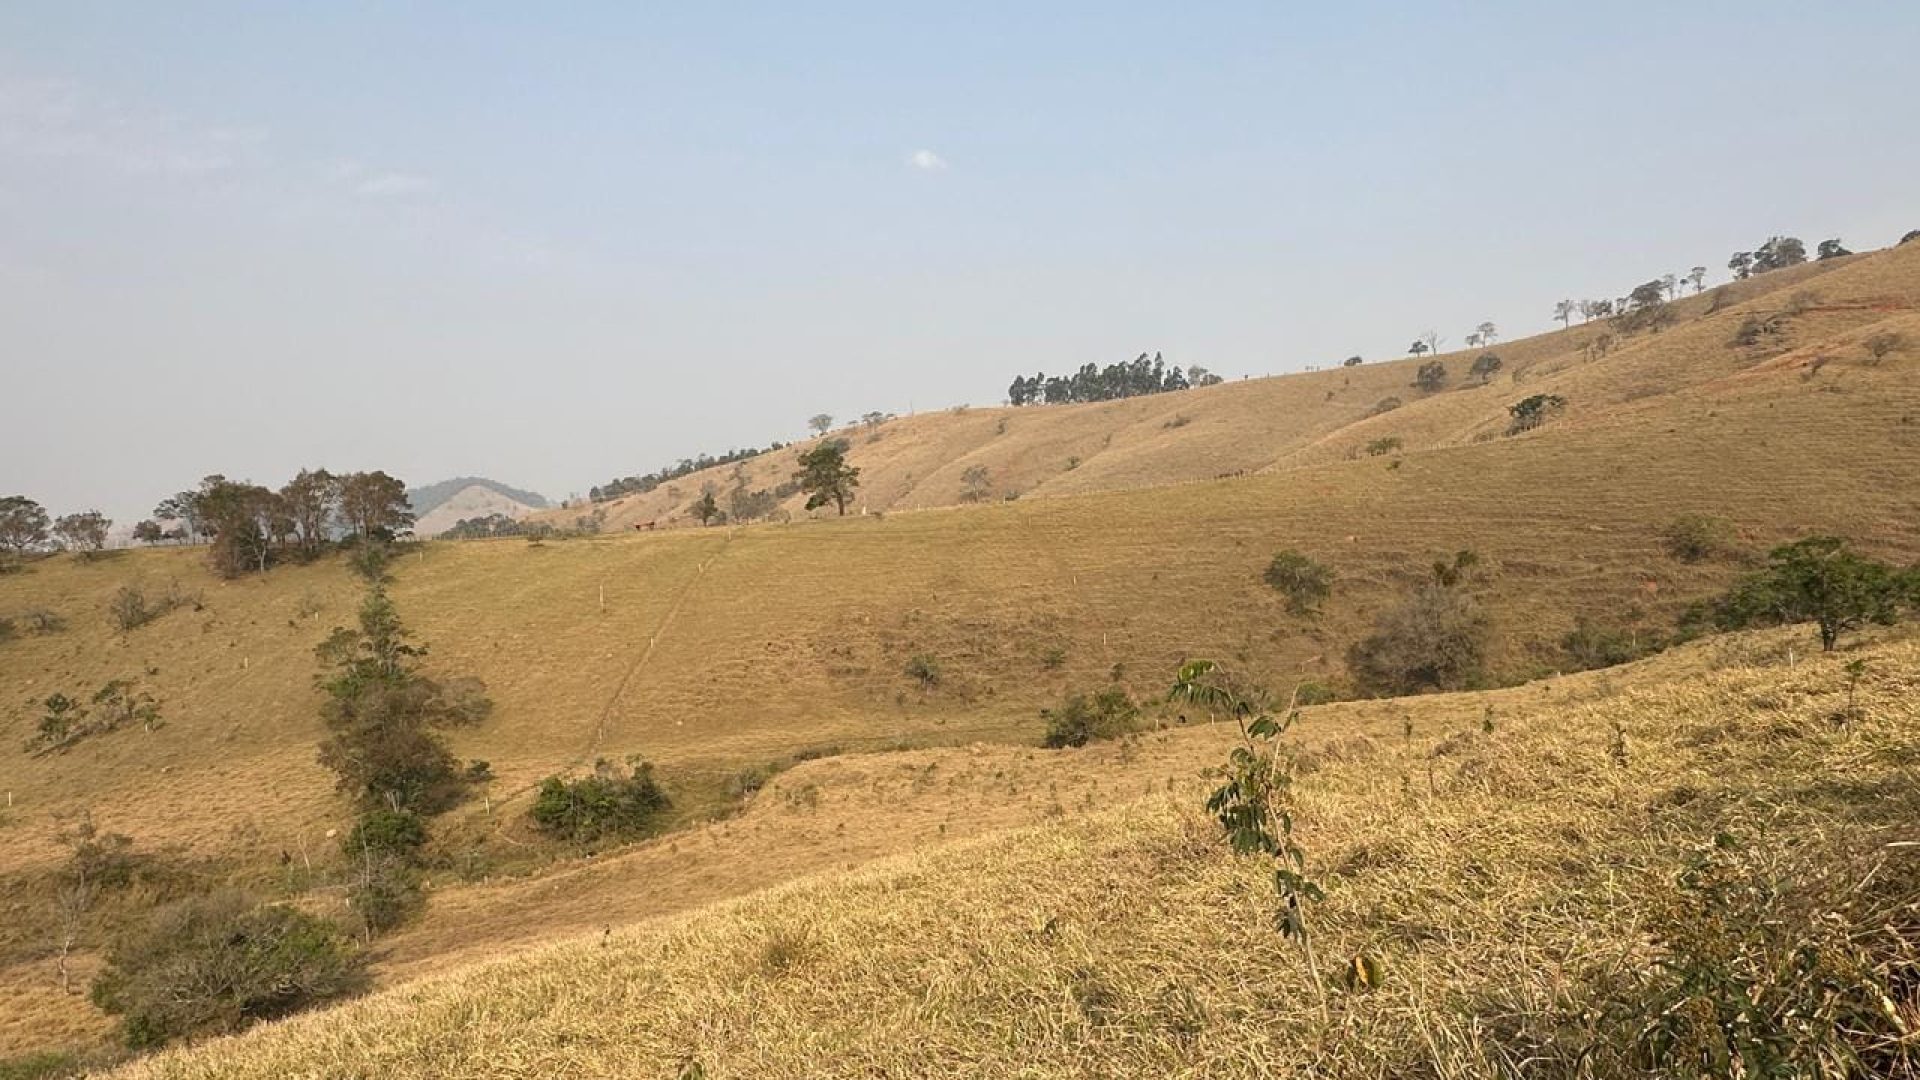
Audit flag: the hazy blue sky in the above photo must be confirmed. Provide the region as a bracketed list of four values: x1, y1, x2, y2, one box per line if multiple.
[4, 2, 1917, 523]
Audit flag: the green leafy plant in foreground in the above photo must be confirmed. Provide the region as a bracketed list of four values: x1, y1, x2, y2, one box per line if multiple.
[1170, 659, 1328, 1019]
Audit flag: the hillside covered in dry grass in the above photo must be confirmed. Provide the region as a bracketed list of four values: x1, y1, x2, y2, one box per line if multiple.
[105, 631, 1920, 1078]
[2, 240, 1918, 1074]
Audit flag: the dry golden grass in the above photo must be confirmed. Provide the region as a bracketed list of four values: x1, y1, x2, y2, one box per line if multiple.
[541, 243, 1918, 529]
[104, 629, 1920, 1078]
[2, 242, 1918, 1066]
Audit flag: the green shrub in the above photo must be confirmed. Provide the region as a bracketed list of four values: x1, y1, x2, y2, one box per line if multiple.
[1660, 514, 1732, 563]
[0, 1051, 79, 1080]
[1506, 394, 1566, 435]
[529, 758, 671, 845]
[90, 892, 365, 1049]
[1262, 550, 1332, 615]
[1041, 688, 1140, 749]
[1582, 835, 1920, 1078]
[345, 860, 424, 939]
[342, 809, 427, 861]
[904, 654, 942, 689]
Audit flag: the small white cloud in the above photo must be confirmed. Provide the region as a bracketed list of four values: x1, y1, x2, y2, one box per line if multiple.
[0, 77, 248, 178]
[353, 171, 434, 198]
[908, 148, 948, 172]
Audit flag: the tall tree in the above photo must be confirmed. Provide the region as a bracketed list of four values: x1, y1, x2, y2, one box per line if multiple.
[153, 492, 205, 543]
[1420, 330, 1443, 357]
[807, 414, 834, 435]
[1710, 537, 1904, 652]
[1728, 251, 1754, 280]
[1816, 238, 1851, 260]
[53, 511, 112, 556]
[691, 490, 721, 526]
[1407, 340, 1429, 358]
[336, 472, 414, 542]
[0, 496, 51, 558]
[1687, 266, 1707, 293]
[1475, 321, 1497, 345]
[793, 440, 861, 516]
[280, 469, 338, 555]
[1553, 299, 1577, 328]
[195, 476, 279, 576]
[132, 520, 165, 546]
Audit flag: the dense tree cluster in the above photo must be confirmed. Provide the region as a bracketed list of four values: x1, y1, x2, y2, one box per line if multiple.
[1007, 352, 1220, 406]
[1727, 236, 1808, 280]
[590, 444, 782, 503]
[2, 496, 118, 565]
[144, 470, 413, 578]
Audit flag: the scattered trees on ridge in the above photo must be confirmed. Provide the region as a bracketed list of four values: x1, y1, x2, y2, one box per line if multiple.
[1007, 352, 1216, 406]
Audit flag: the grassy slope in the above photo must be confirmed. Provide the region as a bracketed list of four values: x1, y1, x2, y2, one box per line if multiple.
[542, 247, 1917, 529]
[109, 630, 1920, 1078]
[2, 242, 1918, 1062]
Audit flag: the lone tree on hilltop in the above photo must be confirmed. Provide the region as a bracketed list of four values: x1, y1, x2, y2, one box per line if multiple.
[1413, 359, 1448, 393]
[53, 511, 112, 557]
[807, 414, 834, 435]
[1475, 321, 1497, 345]
[794, 440, 860, 516]
[1407, 339, 1429, 358]
[1, 496, 51, 560]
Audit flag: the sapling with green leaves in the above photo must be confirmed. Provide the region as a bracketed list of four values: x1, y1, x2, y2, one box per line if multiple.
[1169, 659, 1328, 1018]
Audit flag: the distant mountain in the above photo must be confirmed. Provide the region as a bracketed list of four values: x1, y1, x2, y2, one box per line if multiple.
[407, 477, 550, 538]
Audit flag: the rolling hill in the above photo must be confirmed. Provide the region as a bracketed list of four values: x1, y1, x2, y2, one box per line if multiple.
[405, 478, 550, 538]
[2, 239, 1918, 1072]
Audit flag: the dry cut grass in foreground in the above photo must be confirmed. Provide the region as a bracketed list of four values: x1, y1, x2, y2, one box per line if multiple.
[112, 633, 1920, 1078]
